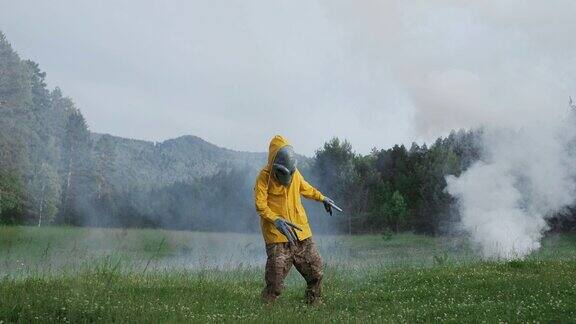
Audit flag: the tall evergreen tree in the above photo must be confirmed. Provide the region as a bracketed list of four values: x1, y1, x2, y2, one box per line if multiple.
[93, 135, 117, 226]
[59, 109, 92, 225]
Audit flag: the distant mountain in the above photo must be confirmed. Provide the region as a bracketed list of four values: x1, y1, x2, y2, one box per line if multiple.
[90, 133, 267, 190]
[90, 133, 311, 191]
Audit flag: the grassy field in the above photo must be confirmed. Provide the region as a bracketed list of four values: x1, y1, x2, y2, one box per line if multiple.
[1, 226, 576, 322]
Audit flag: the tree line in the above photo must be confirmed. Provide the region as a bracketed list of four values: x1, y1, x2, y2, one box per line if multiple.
[308, 133, 481, 234]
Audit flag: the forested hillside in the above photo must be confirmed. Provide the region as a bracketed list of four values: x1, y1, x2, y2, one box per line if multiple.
[89, 133, 266, 191]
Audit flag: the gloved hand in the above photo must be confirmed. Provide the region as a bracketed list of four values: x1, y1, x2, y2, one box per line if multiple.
[274, 218, 302, 244]
[323, 197, 335, 216]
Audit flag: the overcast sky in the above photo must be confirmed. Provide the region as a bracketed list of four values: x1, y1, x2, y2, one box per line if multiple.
[1, 1, 575, 155]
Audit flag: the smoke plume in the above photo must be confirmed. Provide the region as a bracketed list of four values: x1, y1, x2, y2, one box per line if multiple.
[446, 112, 576, 259]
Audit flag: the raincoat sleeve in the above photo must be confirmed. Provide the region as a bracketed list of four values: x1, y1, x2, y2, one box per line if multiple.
[254, 171, 279, 223]
[299, 172, 325, 202]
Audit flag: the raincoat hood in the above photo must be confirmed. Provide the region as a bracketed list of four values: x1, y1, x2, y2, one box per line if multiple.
[266, 135, 291, 172]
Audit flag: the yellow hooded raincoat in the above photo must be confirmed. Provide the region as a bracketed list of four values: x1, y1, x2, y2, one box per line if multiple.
[254, 135, 325, 244]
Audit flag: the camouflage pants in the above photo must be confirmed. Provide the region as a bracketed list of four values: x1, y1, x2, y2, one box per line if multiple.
[262, 238, 323, 304]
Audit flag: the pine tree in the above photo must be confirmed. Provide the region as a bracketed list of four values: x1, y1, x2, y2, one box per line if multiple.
[59, 109, 91, 225]
[93, 135, 117, 226]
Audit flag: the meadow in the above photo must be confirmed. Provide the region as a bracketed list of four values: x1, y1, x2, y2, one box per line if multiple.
[1, 226, 575, 322]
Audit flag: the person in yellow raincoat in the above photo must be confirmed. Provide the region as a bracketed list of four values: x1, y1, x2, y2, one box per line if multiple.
[254, 135, 337, 305]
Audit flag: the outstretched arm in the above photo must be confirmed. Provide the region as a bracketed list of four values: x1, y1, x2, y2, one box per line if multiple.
[254, 171, 279, 223]
[298, 171, 325, 202]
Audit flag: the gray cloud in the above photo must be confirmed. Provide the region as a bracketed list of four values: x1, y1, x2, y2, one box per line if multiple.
[1, 0, 575, 154]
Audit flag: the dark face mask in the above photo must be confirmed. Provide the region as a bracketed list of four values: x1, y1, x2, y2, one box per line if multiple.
[272, 145, 297, 186]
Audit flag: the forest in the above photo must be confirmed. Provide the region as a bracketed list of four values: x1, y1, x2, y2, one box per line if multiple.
[1, 31, 574, 235]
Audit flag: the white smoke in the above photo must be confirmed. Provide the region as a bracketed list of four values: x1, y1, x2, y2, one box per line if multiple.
[446, 112, 576, 259]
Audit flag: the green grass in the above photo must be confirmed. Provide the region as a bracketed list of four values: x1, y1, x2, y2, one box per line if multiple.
[1, 226, 576, 322]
